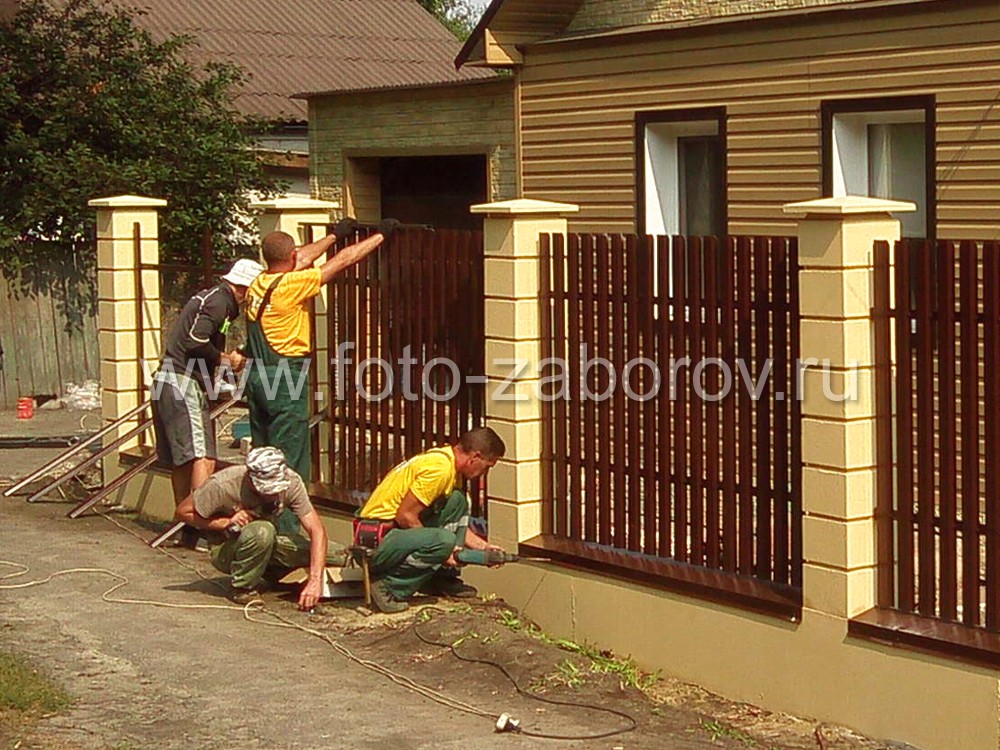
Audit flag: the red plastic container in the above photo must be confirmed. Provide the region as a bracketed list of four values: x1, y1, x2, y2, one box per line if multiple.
[16, 397, 34, 420]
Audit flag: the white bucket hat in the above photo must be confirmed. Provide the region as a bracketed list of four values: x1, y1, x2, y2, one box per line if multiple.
[222, 258, 264, 288]
[245, 446, 291, 496]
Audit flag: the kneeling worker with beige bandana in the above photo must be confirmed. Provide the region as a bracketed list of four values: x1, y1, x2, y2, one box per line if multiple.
[174, 447, 345, 609]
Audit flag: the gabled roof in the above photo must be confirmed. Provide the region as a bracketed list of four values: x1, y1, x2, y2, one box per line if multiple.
[456, 0, 953, 70]
[456, 0, 582, 69]
[121, 0, 495, 123]
[4, 0, 494, 123]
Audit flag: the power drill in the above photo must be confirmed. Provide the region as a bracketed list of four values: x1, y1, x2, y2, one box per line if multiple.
[455, 548, 520, 566]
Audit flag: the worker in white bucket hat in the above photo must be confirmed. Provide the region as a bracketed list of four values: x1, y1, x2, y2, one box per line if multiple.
[174, 446, 347, 608]
[150, 257, 264, 548]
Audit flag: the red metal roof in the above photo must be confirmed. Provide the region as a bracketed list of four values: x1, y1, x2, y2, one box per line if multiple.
[124, 0, 495, 122]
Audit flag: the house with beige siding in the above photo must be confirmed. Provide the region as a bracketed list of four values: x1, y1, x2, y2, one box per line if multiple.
[299, 77, 516, 229]
[458, 0, 1000, 240]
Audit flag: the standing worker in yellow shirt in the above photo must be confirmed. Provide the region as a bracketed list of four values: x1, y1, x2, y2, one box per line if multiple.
[244, 218, 400, 484]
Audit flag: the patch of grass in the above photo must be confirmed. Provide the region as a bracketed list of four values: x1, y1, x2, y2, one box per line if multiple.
[699, 718, 758, 747]
[0, 651, 69, 714]
[495, 608, 660, 692]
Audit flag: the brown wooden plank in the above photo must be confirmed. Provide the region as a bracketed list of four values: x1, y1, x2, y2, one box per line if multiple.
[915, 240, 937, 617]
[985, 241, 1000, 630]
[873, 240, 895, 608]
[672, 235, 689, 562]
[937, 240, 958, 621]
[597, 233, 613, 546]
[626, 234, 642, 552]
[434, 231, 448, 445]
[335, 245, 351, 484]
[567, 234, 583, 542]
[641, 236, 658, 557]
[582, 233, 598, 543]
[688, 236, 705, 565]
[346, 248, 361, 489]
[895, 240, 916, 612]
[657, 235, 673, 557]
[540, 234, 555, 535]
[959, 240, 981, 627]
[789, 237, 803, 589]
[736, 236, 754, 575]
[753, 236, 772, 580]
[703, 235, 722, 570]
[721, 237, 738, 573]
[610, 233, 627, 548]
[771, 237, 790, 585]
[553, 233, 569, 539]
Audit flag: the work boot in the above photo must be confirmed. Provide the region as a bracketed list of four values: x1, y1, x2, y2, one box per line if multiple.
[230, 586, 266, 605]
[422, 576, 478, 599]
[370, 579, 409, 614]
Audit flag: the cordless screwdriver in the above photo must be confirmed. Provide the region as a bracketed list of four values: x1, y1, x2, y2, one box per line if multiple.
[455, 548, 521, 566]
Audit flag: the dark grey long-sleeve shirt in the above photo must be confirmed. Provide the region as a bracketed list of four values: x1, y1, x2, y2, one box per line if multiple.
[160, 284, 239, 388]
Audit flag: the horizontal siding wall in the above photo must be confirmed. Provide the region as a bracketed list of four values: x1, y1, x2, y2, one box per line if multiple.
[309, 81, 518, 210]
[519, 1, 1000, 238]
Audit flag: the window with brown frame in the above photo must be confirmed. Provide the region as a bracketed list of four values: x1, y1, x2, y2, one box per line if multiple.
[635, 107, 727, 239]
[822, 95, 936, 240]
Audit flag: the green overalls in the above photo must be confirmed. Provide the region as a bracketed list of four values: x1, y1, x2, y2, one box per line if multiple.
[244, 276, 313, 490]
[367, 489, 470, 600]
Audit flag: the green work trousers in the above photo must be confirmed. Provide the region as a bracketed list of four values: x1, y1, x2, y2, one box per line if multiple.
[369, 490, 470, 600]
[211, 519, 345, 590]
[245, 359, 311, 483]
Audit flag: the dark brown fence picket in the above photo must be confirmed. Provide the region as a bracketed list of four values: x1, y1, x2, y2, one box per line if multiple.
[537, 232, 802, 614]
[323, 227, 485, 512]
[875, 238, 1000, 633]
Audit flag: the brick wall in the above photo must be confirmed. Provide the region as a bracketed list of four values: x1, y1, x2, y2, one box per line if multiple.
[568, 0, 874, 32]
[308, 79, 517, 210]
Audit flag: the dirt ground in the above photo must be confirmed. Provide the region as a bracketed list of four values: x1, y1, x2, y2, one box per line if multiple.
[0, 453, 909, 750]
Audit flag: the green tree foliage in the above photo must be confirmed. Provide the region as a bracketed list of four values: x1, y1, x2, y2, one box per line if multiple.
[0, 0, 278, 313]
[417, 0, 480, 40]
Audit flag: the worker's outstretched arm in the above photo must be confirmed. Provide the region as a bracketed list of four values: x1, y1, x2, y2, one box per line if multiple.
[318, 233, 385, 284]
[296, 509, 328, 611]
[294, 217, 361, 270]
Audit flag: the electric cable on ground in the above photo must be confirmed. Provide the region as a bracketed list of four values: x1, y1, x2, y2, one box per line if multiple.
[412, 608, 638, 741]
[0, 509, 640, 739]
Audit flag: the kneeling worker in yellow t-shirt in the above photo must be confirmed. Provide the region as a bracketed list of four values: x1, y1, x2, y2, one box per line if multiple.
[354, 427, 507, 613]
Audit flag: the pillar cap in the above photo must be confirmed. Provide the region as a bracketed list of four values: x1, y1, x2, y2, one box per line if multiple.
[249, 197, 340, 212]
[783, 195, 916, 217]
[88, 195, 168, 208]
[470, 198, 580, 217]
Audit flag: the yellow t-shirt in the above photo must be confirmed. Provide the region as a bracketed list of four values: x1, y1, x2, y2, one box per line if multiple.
[246, 268, 322, 357]
[359, 446, 458, 520]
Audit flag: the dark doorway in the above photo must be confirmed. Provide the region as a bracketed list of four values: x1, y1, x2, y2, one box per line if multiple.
[380, 155, 488, 230]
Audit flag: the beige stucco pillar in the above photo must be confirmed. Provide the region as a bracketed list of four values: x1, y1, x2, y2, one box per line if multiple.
[90, 195, 167, 479]
[250, 197, 340, 483]
[783, 196, 915, 619]
[471, 198, 580, 551]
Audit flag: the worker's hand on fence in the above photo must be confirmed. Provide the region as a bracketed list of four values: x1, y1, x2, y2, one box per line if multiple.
[298, 578, 322, 611]
[376, 218, 402, 242]
[229, 509, 253, 528]
[331, 216, 359, 242]
[226, 350, 247, 372]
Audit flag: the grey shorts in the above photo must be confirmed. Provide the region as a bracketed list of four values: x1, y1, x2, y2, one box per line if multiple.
[151, 370, 216, 466]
